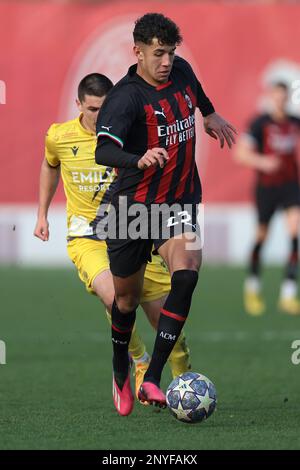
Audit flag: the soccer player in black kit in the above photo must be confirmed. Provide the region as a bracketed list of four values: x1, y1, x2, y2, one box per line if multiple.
[95, 13, 236, 416]
[235, 82, 300, 316]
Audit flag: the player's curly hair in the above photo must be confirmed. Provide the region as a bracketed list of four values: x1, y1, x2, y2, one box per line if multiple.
[133, 13, 182, 46]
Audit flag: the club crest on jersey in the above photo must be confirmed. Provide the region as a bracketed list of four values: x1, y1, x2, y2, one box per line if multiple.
[71, 146, 79, 156]
[184, 93, 193, 109]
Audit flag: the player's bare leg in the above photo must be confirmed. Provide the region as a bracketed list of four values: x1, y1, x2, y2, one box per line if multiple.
[92, 269, 115, 311]
[279, 206, 300, 315]
[139, 235, 201, 407]
[244, 223, 269, 316]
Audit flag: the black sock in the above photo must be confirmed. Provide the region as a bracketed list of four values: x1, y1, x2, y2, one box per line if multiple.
[111, 299, 136, 389]
[249, 241, 263, 276]
[144, 270, 198, 385]
[285, 237, 299, 280]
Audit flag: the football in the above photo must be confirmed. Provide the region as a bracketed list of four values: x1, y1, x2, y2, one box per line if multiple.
[166, 372, 217, 424]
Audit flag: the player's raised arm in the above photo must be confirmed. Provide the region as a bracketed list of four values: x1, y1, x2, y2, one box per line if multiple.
[34, 129, 61, 241]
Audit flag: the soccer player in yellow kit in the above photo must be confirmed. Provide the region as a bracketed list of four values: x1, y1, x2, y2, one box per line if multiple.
[34, 73, 191, 403]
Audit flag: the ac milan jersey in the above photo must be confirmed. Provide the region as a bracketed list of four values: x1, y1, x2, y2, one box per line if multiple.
[96, 56, 215, 205]
[246, 114, 300, 187]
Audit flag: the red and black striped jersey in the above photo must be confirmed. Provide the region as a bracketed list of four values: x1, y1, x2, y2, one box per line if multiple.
[96, 56, 214, 205]
[245, 114, 300, 187]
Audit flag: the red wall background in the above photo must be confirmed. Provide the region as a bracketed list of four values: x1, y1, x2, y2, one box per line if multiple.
[1, 0, 300, 203]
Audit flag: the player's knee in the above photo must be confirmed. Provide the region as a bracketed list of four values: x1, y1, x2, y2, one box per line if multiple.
[171, 270, 198, 300]
[115, 294, 140, 314]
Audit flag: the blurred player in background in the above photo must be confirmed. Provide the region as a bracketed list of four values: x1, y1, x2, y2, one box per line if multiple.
[33, 73, 191, 405]
[235, 82, 300, 316]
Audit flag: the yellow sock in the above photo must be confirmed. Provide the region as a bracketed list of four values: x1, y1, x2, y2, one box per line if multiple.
[168, 329, 191, 378]
[105, 310, 146, 361]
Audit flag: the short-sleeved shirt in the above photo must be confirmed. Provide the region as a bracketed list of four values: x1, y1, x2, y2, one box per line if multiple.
[96, 56, 214, 205]
[244, 114, 300, 187]
[45, 116, 116, 238]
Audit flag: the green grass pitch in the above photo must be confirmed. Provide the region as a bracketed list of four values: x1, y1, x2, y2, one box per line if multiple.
[1, 265, 300, 450]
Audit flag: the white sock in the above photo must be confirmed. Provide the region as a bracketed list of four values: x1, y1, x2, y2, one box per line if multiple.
[280, 280, 297, 300]
[244, 276, 261, 294]
[133, 351, 150, 364]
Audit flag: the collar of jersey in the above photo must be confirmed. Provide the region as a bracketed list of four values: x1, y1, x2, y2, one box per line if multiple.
[128, 64, 172, 91]
[266, 113, 289, 125]
[77, 114, 96, 136]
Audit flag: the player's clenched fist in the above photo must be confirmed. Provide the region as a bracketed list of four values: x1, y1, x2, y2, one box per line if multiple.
[34, 218, 49, 241]
[137, 147, 169, 170]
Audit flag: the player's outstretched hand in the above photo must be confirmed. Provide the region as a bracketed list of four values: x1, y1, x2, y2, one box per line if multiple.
[204, 112, 237, 149]
[138, 148, 169, 170]
[34, 218, 49, 241]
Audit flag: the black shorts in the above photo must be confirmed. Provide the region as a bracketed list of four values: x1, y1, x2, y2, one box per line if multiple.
[255, 182, 300, 224]
[105, 198, 201, 277]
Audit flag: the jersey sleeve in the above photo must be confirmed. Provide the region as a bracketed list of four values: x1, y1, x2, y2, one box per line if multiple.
[96, 87, 138, 148]
[244, 116, 263, 149]
[196, 79, 215, 117]
[175, 56, 215, 116]
[45, 124, 60, 167]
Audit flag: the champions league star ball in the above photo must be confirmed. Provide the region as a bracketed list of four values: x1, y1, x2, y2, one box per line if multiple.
[166, 372, 217, 424]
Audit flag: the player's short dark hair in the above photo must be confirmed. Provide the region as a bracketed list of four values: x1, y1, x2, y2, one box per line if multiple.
[78, 73, 113, 102]
[272, 81, 289, 91]
[133, 13, 182, 46]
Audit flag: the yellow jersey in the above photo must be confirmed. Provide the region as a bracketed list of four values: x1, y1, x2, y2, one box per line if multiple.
[45, 115, 116, 238]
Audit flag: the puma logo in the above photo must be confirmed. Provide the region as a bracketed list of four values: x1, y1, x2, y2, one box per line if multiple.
[101, 125, 112, 132]
[154, 108, 166, 118]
